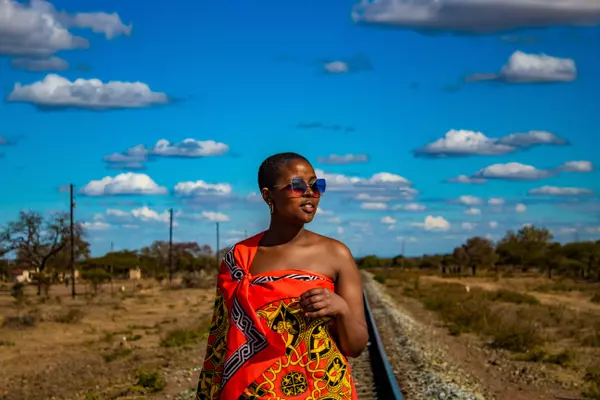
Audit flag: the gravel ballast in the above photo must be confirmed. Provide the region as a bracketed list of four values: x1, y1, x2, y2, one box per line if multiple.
[362, 272, 493, 400]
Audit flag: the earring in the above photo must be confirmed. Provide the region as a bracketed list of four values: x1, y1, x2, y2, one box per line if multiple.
[269, 203, 274, 214]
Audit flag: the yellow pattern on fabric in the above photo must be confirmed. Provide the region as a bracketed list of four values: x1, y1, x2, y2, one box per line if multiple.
[196, 288, 230, 400]
[240, 298, 354, 399]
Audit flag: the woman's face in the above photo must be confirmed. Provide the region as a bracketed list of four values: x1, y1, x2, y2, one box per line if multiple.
[264, 159, 322, 225]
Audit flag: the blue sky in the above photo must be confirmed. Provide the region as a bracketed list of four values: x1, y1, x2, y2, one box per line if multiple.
[1, 0, 599, 257]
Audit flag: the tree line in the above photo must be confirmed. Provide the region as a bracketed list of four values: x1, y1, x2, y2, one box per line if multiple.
[0, 211, 228, 286]
[357, 225, 600, 281]
[2, 211, 600, 284]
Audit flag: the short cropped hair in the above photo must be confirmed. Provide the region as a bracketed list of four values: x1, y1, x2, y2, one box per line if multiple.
[258, 152, 309, 190]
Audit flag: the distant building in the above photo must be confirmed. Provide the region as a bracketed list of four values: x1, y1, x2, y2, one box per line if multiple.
[128, 267, 142, 280]
[11, 269, 32, 283]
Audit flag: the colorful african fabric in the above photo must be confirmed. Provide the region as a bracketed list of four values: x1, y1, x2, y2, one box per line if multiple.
[196, 232, 358, 400]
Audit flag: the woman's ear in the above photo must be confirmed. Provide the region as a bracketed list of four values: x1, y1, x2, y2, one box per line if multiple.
[260, 188, 271, 205]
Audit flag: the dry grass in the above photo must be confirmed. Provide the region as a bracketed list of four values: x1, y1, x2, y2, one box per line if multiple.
[372, 269, 600, 398]
[0, 278, 214, 400]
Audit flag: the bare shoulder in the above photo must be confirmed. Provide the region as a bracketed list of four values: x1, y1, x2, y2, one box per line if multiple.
[305, 231, 355, 264]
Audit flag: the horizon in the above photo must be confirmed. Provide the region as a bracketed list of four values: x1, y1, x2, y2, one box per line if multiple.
[1, 0, 599, 259]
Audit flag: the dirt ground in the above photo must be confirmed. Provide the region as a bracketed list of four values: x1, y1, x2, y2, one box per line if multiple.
[423, 275, 600, 313]
[377, 270, 600, 400]
[0, 280, 214, 400]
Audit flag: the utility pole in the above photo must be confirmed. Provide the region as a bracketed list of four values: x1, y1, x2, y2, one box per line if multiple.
[168, 208, 173, 283]
[110, 241, 114, 297]
[216, 222, 220, 266]
[244, 230, 248, 239]
[70, 184, 76, 299]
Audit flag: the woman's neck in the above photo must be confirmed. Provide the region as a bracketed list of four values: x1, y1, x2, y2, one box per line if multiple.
[262, 218, 306, 246]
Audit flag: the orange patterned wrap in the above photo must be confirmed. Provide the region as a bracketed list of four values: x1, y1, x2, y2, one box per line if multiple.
[196, 232, 358, 400]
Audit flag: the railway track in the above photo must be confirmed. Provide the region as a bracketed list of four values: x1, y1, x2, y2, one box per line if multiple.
[348, 291, 404, 400]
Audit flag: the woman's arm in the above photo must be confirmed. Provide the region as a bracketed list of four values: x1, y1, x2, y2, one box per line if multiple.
[332, 242, 369, 358]
[300, 242, 369, 358]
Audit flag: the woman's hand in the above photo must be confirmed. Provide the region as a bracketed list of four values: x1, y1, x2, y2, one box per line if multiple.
[299, 288, 349, 319]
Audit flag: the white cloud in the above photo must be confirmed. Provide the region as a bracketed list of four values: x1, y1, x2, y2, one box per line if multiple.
[498, 130, 567, 147]
[446, 175, 488, 184]
[464, 208, 482, 215]
[317, 208, 334, 215]
[396, 236, 417, 243]
[106, 209, 129, 218]
[488, 198, 505, 206]
[324, 61, 349, 73]
[474, 162, 552, 181]
[131, 206, 172, 223]
[415, 129, 513, 157]
[462, 222, 476, 230]
[467, 51, 577, 83]
[528, 185, 594, 196]
[489, 221, 499, 229]
[457, 195, 482, 206]
[82, 221, 110, 231]
[104, 139, 230, 170]
[412, 215, 451, 231]
[354, 193, 392, 202]
[381, 216, 397, 224]
[515, 203, 527, 213]
[225, 237, 243, 245]
[315, 169, 362, 187]
[316, 169, 413, 191]
[337, 226, 345, 234]
[557, 160, 593, 173]
[81, 173, 167, 196]
[317, 154, 369, 164]
[0, 0, 130, 57]
[361, 202, 388, 210]
[391, 203, 426, 211]
[360, 172, 412, 186]
[69, 10, 132, 39]
[10, 56, 68, 71]
[99, 206, 178, 226]
[152, 139, 229, 157]
[328, 217, 342, 224]
[417, 129, 567, 158]
[8, 74, 168, 110]
[173, 180, 232, 197]
[352, 0, 600, 33]
[198, 211, 230, 222]
[0, 0, 86, 56]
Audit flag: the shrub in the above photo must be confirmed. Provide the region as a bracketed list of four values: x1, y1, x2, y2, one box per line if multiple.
[54, 308, 85, 324]
[160, 327, 206, 348]
[81, 268, 111, 294]
[135, 370, 166, 392]
[583, 366, 600, 399]
[103, 347, 133, 363]
[2, 314, 37, 329]
[491, 290, 540, 305]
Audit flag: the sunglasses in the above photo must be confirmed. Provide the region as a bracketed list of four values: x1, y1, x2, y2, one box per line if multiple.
[273, 177, 327, 198]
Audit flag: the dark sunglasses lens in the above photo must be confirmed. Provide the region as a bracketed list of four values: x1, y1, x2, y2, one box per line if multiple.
[314, 178, 326, 195]
[290, 178, 308, 195]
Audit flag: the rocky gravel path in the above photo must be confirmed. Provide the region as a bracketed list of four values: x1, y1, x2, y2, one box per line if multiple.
[362, 272, 493, 400]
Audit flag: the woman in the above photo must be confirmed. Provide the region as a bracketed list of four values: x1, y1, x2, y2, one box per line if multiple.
[196, 152, 368, 400]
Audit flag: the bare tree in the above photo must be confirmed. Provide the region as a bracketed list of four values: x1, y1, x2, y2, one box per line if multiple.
[7, 211, 70, 295]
